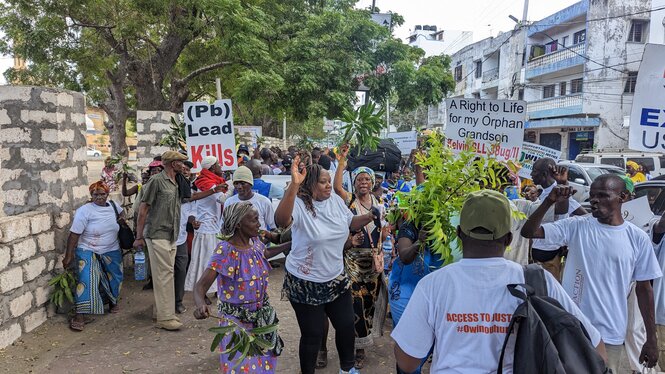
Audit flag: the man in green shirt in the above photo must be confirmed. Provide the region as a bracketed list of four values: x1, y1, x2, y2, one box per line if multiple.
[134, 151, 188, 331]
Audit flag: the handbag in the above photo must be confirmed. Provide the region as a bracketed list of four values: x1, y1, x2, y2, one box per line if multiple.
[110, 200, 135, 250]
[372, 245, 384, 274]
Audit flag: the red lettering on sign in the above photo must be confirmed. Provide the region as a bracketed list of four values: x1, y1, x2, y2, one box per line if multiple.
[190, 145, 204, 167]
[223, 149, 234, 166]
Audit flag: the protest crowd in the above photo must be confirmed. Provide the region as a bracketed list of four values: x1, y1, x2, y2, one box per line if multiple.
[67, 131, 665, 374]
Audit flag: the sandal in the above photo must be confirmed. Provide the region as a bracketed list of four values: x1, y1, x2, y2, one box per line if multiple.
[316, 350, 328, 368]
[69, 318, 85, 331]
[110, 304, 120, 313]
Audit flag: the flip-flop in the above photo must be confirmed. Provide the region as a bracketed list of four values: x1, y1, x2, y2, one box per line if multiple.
[69, 318, 85, 331]
[316, 350, 328, 368]
[110, 304, 120, 313]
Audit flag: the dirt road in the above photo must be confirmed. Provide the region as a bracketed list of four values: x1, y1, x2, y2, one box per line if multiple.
[0, 263, 401, 374]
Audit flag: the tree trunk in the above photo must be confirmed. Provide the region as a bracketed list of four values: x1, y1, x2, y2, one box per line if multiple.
[100, 69, 131, 157]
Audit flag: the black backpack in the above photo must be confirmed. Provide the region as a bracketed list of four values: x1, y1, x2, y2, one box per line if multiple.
[497, 264, 607, 374]
[346, 138, 402, 172]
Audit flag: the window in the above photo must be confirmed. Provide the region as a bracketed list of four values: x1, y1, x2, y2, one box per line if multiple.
[571, 78, 583, 94]
[628, 21, 647, 43]
[567, 167, 586, 185]
[600, 157, 625, 168]
[629, 157, 655, 171]
[573, 30, 586, 45]
[559, 82, 567, 96]
[624, 72, 638, 93]
[455, 65, 462, 82]
[545, 40, 558, 54]
[475, 60, 482, 78]
[660, 156, 665, 168]
[561, 36, 569, 47]
[543, 84, 556, 98]
[518, 89, 524, 100]
[576, 156, 595, 163]
[472, 92, 480, 99]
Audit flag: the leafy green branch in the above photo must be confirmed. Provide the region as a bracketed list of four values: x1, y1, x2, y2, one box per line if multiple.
[208, 316, 278, 369]
[338, 102, 386, 156]
[48, 270, 76, 308]
[159, 116, 187, 152]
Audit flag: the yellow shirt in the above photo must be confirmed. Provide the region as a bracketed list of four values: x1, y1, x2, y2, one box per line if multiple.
[629, 172, 646, 183]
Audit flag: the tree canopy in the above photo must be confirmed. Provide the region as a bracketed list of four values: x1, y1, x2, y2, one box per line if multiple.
[0, 0, 454, 154]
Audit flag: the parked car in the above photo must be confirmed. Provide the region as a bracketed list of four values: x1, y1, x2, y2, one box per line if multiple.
[575, 151, 665, 177]
[86, 147, 102, 158]
[559, 161, 625, 208]
[635, 180, 665, 216]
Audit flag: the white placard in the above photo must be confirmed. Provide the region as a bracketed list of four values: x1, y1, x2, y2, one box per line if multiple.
[629, 44, 665, 152]
[184, 100, 238, 172]
[387, 131, 418, 154]
[323, 119, 335, 132]
[445, 98, 526, 161]
[621, 196, 654, 230]
[518, 142, 562, 179]
[235, 126, 262, 149]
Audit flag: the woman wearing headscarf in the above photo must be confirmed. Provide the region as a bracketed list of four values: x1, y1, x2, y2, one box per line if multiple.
[333, 145, 386, 369]
[193, 202, 289, 373]
[100, 157, 120, 192]
[275, 156, 379, 374]
[63, 181, 124, 331]
[627, 160, 647, 183]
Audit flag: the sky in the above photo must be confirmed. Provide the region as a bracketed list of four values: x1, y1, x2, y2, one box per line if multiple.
[356, 0, 580, 42]
[0, 0, 581, 85]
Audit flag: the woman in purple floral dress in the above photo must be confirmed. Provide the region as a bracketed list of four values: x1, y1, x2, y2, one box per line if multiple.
[193, 202, 289, 373]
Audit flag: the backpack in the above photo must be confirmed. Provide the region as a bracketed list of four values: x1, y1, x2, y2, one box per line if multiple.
[497, 264, 607, 374]
[346, 138, 402, 172]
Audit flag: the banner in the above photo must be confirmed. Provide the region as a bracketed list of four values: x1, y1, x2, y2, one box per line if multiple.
[445, 98, 526, 161]
[518, 142, 562, 179]
[387, 131, 418, 154]
[184, 100, 238, 172]
[621, 196, 654, 231]
[235, 126, 262, 149]
[629, 44, 665, 152]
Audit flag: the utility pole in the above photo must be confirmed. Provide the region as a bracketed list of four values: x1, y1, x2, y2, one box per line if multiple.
[283, 112, 287, 149]
[215, 78, 222, 100]
[520, 0, 529, 99]
[371, 0, 376, 13]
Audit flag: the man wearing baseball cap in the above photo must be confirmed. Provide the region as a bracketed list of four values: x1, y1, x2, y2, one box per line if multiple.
[392, 190, 604, 373]
[134, 150, 188, 331]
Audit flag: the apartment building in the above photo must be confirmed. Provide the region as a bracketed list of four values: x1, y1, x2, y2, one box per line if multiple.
[442, 0, 663, 160]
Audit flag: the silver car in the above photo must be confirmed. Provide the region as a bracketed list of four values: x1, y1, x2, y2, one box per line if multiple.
[558, 161, 626, 208]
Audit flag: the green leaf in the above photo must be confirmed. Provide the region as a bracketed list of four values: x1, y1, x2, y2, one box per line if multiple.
[253, 337, 274, 350]
[248, 324, 278, 335]
[208, 325, 237, 335]
[210, 333, 223, 352]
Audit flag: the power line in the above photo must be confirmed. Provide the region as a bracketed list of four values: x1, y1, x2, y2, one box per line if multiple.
[539, 31, 625, 74]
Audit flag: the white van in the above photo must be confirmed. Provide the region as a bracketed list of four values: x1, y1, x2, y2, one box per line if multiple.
[574, 152, 665, 177]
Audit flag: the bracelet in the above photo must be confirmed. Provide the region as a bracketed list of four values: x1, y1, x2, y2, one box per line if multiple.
[136, 237, 144, 240]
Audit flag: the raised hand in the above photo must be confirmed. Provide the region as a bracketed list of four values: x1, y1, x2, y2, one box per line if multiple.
[553, 165, 569, 185]
[291, 155, 307, 186]
[547, 185, 576, 204]
[337, 143, 350, 161]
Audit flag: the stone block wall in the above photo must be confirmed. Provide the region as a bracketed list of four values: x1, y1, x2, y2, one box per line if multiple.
[0, 86, 88, 349]
[136, 110, 177, 168]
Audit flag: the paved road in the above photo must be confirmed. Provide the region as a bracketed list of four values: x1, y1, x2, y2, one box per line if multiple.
[0, 263, 402, 374]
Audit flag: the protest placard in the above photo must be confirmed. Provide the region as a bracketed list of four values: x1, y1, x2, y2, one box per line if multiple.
[517, 142, 562, 179]
[184, 99, 238, 172]
[235, 126, 262, 149]
[387, 131, 417, 154]
[629, 44, 665, 152]
[445, 98, 526, 161]
[621, 196, 654, 231]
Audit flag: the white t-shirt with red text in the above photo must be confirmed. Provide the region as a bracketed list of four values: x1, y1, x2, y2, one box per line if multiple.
[391, 258, 600, 373]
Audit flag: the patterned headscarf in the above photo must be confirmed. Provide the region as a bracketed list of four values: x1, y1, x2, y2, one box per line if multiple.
[220, 201, 256, 239]
[352, 166, 375, 186]
[89, 181, 110, 194]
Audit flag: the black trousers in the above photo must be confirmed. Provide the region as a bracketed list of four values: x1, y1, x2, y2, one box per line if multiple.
[290, 290, 355, 374]
[174, 243, 189, 305]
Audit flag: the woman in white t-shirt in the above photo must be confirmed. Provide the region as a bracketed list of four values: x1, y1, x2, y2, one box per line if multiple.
[63, 181, 125, 332]
[275, 157, 378, 374]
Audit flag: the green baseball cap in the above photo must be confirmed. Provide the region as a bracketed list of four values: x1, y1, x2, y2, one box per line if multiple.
[620, 175, 634, 194]
[460, 189, 512, 241]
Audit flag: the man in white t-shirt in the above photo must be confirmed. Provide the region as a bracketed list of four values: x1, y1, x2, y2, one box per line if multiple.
[224, 166, 276, 232]
[530, 158, 586, 280]
[392, 190, 605, 373]
[521, 174, 662, 372]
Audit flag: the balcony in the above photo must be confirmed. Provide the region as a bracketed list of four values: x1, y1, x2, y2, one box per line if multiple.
[526, 43, 586, 79]
[527, 93, 583, 120]
[481, 67, 499, 87]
